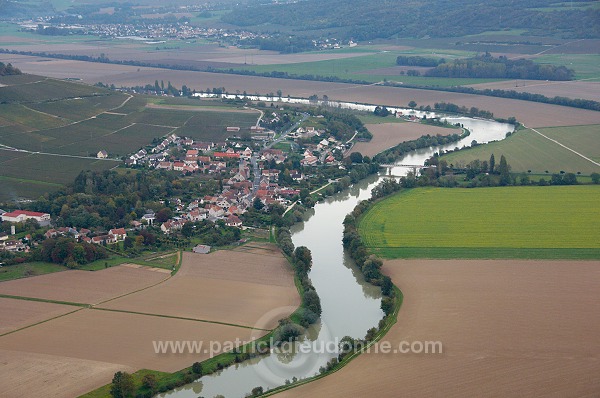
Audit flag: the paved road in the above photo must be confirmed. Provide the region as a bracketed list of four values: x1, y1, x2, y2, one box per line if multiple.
[265, 112, 309, 150]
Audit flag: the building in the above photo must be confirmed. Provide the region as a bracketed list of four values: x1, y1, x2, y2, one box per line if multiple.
[97, 150, 108, 159]
[192, 244, 211, 254]
[1, 210, 51, 225]
[108, 228, 127, 241]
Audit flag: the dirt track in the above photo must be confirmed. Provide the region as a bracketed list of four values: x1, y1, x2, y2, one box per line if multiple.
[278, 259, 600, 397]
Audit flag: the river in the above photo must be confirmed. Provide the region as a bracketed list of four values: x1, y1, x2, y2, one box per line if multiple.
[159, 116, 513, 398]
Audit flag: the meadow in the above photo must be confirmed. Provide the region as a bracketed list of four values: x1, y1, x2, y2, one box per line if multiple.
[358, 186, 600, 259]
[441, 126, 600, 175]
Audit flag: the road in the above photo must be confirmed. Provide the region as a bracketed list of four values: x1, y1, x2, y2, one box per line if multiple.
[265, 112, 309, 150]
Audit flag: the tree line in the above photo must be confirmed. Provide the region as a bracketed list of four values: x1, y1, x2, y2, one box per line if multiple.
[374, 132, 468, 165]
[425, 53, 574, 81]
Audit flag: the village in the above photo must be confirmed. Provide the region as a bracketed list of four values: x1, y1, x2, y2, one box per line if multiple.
[1, 118, 353, 256]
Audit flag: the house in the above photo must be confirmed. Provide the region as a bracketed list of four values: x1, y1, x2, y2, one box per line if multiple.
[225, 215, 242, 228]
[91, 235, 116, 245]
[109, 228, 127, 241]
[161, 220, 184, 234]
[97, 150, 108, 159]
[157, 161, 173, 170]
[226, 126, 240, 132]
[1, 240, 29, 252]
[1, 210, 51, 225]
[173, 162, 185, 171]
[142, 212, 156, 225]
[192, 244, 211, 254]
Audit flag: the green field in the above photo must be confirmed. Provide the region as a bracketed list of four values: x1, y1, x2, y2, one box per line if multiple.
[223, 50, 506, 87]
[359, 186, 600, 259]
[441, 126, 600, 175]
[0, 262, 67, 282]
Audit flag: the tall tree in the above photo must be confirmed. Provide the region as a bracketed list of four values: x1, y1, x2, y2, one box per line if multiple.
[498, 155, 510, 186]
[489, 153, 495, 174]
[110, 371, 135, 398]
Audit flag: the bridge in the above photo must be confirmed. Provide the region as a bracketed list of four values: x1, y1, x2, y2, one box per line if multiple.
[379, 164, 435, 168]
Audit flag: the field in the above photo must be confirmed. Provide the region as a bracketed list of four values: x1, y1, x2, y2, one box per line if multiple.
[468, 79, 600, 102]
[358, 186, 600, 259]
[0, 264, 168, 304]
[0, 73, 260, 199]
[0, 261, 67, 282]
[278, 259, 600, 398]
[441, 126, 600, 175]
[0, 244, 300, 397]
[99, 246, 300, 329]
[3, 54, 600, 131]
[354, 122, 458, 157]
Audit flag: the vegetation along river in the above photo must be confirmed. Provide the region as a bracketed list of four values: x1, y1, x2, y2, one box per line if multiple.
[159, 116, 514, 397]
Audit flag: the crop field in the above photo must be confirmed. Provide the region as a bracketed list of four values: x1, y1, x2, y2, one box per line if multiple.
[0, 73, 261, 198]
[358, 186, 600, 259]
[0, 245, 299, 397]
[353, 122, 457, 157]
[223, 50, 505, 86]
[0, 151, 116, 183]
[0, 264, 168, 304]
[0, 297, 76, 335]
[279, 259, 600, 398]
[468, 79, 600, 102]
[3, 54, 600, 129]
[100, 246, 300, 329]
[441, 126, 600, 175]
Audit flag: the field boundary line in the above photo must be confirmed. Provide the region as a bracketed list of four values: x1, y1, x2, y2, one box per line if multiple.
[0, 307, 83, 337]
[524, 125, 600, 167]
[91, 307, 271, 331]
[0, 293, 89, 307]
[91, 269, 173, 306]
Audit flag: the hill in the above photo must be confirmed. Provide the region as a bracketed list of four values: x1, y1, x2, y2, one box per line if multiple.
[222, 0, 600, 41]
[0, 74, 259, 201]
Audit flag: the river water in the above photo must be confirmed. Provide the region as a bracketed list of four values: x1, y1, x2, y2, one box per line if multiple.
[159, 116, 513, 398]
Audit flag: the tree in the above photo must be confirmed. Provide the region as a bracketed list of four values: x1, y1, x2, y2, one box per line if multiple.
[498, 155, 510, 186]
[181, 222, 194, 237]
[251, 386, 264, 396]
[155, 207, 173, 223]
[303, 289, 322, 317]
[591, 172, 600, 184]
[253, 197, 264, 211]
[489, 153, 495, 174]
[349, 152, 363, 163]
[408, 100, 417, 108]
[110, 371, 135, 398]
[192, 361, 203, 375]
[141, 374, 157, 391]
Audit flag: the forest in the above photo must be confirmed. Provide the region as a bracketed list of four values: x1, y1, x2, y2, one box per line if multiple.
[222, 0, 600, 40]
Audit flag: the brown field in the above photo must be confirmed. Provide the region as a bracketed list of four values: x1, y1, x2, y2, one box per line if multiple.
[0, 297, 76, 335]
[203, 51, 376, 65]
[468, 80, 600, 102]
[0, 309, 259, 373]
[0, 349, 132, 398]
[279, 259, 600, 397]
[100, 246, 300, 329]
[3, 54, 600, 128]
[0, 265, 168, 305]
[354, 122, 457, 157]
[0, 245, 299, 397]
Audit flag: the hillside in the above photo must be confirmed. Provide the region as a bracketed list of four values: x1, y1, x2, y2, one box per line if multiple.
[222, 0, 600, 41]
[0, 74, 258, 201]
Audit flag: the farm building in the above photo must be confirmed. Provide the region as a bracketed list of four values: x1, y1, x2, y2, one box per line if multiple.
[193, 244, 211, 254]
